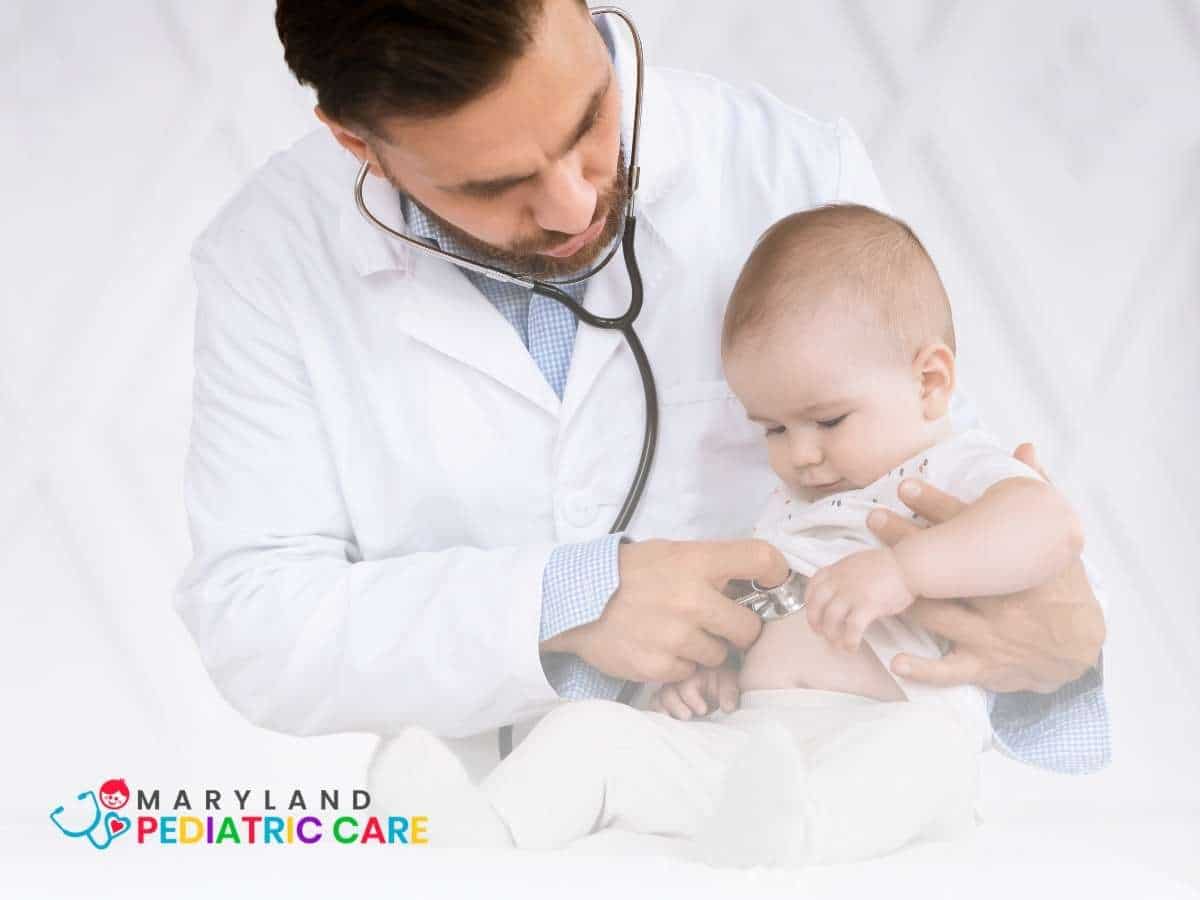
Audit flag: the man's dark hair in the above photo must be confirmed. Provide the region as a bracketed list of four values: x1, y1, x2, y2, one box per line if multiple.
[276, 0, 577, 132]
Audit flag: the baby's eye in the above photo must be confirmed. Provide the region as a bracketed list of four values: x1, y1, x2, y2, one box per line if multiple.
[816, 414, 849, 429]
[764, 425, 785, 436]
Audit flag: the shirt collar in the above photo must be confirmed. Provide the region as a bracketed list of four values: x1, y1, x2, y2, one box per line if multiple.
[402, 197, 441, 245]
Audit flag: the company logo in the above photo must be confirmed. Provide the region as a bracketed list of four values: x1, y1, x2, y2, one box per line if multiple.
[50, 779, 429, 850]
[50, 778, 132, 851]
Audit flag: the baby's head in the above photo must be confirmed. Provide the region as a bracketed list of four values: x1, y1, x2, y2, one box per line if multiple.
[722, 204, 957, 499]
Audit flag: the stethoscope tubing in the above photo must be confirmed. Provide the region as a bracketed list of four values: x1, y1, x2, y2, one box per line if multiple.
[497, 216, 655, 754]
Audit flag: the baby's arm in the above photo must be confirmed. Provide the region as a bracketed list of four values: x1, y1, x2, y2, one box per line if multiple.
[894, 476, 1084, 600]
[807, 476, 1084, 652]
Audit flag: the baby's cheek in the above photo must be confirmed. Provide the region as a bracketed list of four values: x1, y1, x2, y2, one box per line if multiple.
[836, 428, 883, 484]
[766, 444, 791, 483]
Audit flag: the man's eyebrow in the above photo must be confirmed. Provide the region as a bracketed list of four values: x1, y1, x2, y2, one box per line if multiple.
[443, 73, 612, 196]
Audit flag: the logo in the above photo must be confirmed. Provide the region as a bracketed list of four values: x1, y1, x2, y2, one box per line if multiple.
[50, 778, 132, 851]
[50, 779, 429, 849]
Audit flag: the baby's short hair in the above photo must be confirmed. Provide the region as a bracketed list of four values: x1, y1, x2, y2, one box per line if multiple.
[721, 204, 955, 359]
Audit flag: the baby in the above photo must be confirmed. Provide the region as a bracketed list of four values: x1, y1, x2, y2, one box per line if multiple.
[370, 204, 1084, 867]
[654, 204, 1082, 743]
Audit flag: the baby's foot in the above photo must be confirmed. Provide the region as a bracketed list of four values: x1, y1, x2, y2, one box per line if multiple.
[692, 719, 810, 869]
[368, 726, 514, 849]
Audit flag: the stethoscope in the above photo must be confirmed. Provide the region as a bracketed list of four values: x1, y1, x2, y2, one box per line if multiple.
[354, 7, 809, 760]
[50, 791, 128, 851]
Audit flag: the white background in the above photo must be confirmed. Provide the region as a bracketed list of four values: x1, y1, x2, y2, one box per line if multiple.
[3, 0, 1198, 892]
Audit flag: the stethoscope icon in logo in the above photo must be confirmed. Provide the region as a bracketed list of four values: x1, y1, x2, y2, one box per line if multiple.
[50, 778, 132, 851]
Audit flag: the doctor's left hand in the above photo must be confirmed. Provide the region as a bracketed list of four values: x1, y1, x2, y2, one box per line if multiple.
[866, 443, 1107, 694]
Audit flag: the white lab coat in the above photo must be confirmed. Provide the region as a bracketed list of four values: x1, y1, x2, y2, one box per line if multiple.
[175, 44, 891, 756]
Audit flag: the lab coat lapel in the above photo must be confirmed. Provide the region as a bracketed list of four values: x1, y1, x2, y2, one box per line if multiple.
[341, 168, 561, 416]
[559, 257, 627, 427]
[395, 254, 562, 416]
[559, 54, 689, 430]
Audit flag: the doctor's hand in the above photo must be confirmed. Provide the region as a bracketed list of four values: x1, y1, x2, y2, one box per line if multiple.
[545, 539, 788, 685]
[866, 443, 1106, 694]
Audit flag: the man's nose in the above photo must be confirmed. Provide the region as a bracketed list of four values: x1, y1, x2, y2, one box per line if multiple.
[533, 156, 597, 235]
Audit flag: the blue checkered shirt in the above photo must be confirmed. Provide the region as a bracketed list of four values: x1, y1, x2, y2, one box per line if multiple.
[399, 199, 1111, 775]
[988, 654, 1109, 774]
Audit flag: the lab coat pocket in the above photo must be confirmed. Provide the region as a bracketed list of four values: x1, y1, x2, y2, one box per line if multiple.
[636, 378, 773, 540]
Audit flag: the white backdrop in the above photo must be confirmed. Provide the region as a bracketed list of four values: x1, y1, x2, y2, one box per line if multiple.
[3, 0, 1198, 876]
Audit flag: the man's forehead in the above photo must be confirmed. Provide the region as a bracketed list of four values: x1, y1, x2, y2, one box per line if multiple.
[373, 4, 613, 186]
[387, 74, 612, 186]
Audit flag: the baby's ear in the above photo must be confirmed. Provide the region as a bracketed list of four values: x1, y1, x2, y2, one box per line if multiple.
[912, 341, 955, 420]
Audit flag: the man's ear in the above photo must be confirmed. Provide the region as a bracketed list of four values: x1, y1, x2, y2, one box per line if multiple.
[314, 105, 385, 174]
[912, 341, 956, 420]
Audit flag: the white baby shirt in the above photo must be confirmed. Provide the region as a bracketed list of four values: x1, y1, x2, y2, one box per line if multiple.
[751, 429, 1044, 749]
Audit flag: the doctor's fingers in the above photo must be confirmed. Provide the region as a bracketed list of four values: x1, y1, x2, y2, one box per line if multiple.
[643, 653, 699, 685]
[689, 585, 764, 652]
[866, 482, 968, 546]
[905, 597, 989, 646]
[897, 479, 967, 525]
[891, 648, 982, 687]
[694, 538, 791, 593]
[1014, 443, 1050, 482]
[866, 508, 923, 547]
[669, 626, 734, 670]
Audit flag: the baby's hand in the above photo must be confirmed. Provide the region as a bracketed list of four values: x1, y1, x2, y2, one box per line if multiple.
[647, 664, 740, 720]
[806, 548, 916, 652]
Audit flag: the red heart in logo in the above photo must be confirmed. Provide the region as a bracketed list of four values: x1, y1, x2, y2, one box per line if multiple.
[110, 819, 125, 834]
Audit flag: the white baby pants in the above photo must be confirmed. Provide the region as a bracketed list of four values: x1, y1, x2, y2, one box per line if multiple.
[483, 688, 980, 865]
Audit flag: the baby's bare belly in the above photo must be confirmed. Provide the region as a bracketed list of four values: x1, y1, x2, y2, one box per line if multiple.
[738, 614, 907, 702]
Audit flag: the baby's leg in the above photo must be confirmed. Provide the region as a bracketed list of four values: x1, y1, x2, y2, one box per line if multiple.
[368, 725, 514, 848]
[796, 700, 979, 864]
[697, 697, 979, 867]
[482, 699, 749, 850]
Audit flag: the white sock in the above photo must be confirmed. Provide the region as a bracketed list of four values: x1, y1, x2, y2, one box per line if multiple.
[692, 719, 810, 869]
[368, 726, 514, 849]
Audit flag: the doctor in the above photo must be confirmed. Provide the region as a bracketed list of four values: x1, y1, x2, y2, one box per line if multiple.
[177, 0, 1108, 776]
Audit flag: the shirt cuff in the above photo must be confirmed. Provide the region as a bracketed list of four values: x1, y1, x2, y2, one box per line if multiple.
[538, 533, 624, 642]
[987, 650, 1111, 774]
[538, 534, 627, 701]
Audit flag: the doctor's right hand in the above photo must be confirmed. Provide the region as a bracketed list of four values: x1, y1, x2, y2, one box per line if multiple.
[546, 539, 788, 684]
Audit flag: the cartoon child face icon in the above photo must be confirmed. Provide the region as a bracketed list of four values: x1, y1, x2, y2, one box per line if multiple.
[99, 778, 129, 810]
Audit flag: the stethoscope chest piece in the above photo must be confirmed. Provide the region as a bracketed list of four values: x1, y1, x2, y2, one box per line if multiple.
[732, 570, 809, 621]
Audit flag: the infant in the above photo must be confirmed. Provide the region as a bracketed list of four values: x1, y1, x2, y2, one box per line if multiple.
[370, 204, 1085, 868]
[654, 204, 1082, 748]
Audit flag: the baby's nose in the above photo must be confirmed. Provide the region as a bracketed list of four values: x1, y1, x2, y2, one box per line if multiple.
[790, 437, 823, 468]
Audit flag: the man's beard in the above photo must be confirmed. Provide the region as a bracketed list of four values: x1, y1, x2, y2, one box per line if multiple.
[383, 145, 630, 281]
